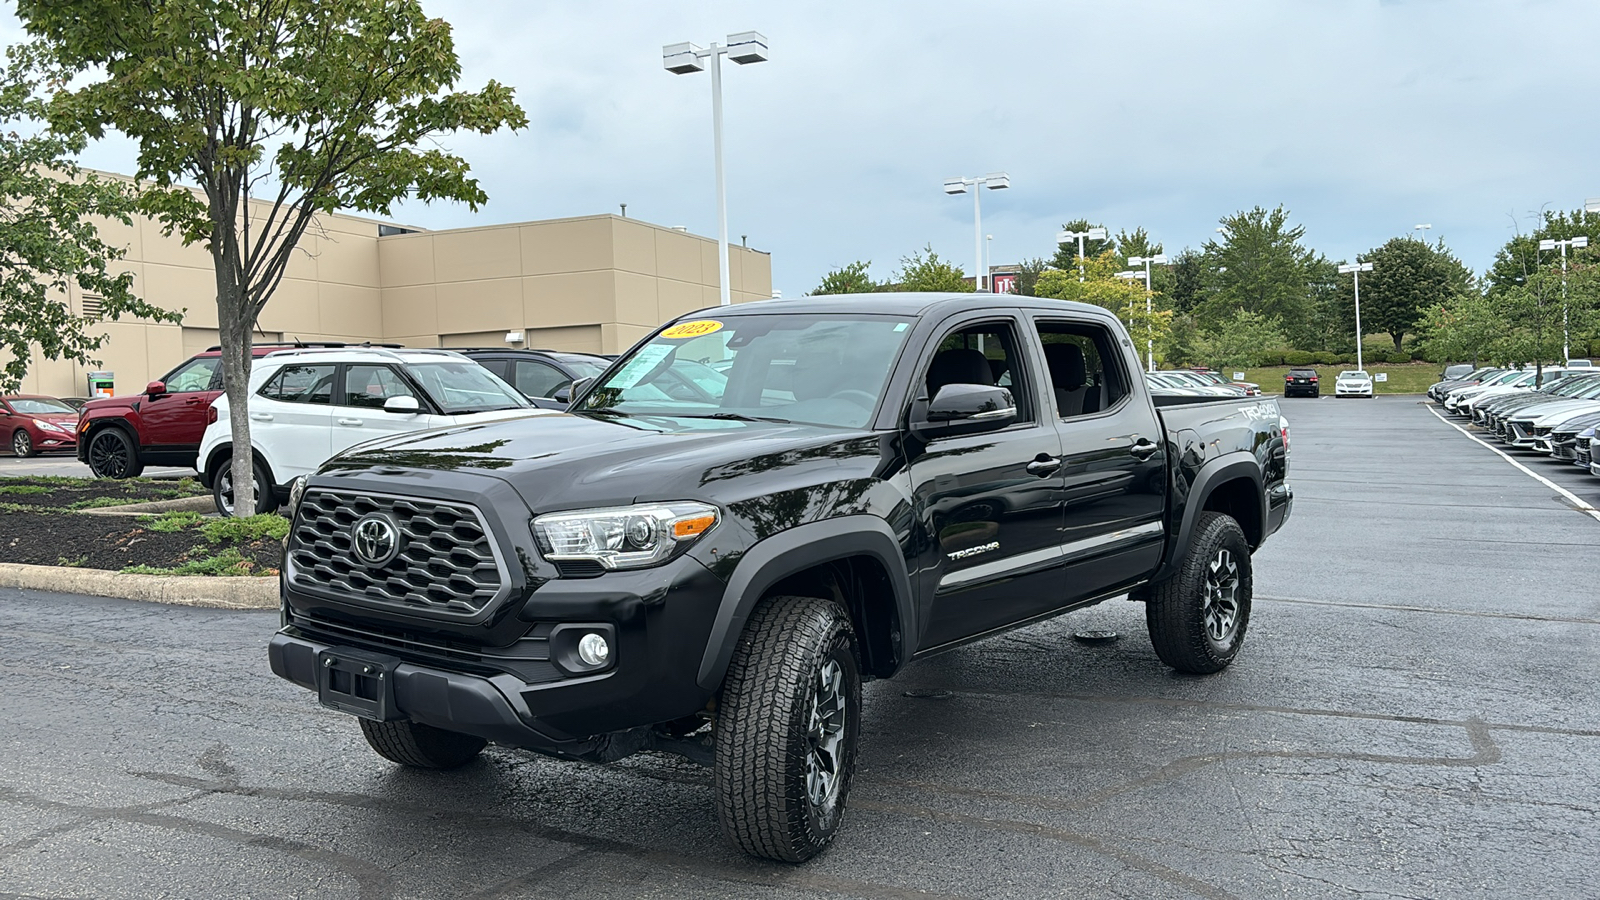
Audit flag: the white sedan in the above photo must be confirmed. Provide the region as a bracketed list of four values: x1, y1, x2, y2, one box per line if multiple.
[1335, 370, 1374, 398]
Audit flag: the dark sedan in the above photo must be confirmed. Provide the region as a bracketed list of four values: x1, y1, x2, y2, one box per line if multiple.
[1, 395, 81, 457]
[1283, 368, 1320, 397]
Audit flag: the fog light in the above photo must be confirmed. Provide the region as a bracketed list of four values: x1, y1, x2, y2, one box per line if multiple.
[577, 632, 611, 667]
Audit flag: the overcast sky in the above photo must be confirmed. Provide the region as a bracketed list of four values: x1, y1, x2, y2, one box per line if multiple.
[6, 1, 1598, 298]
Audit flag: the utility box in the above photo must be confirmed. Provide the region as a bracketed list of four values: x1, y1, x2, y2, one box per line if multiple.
[87, 371, 115, 398]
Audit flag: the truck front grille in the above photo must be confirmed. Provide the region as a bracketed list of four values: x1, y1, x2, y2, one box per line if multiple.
[289, 489, 507, 615]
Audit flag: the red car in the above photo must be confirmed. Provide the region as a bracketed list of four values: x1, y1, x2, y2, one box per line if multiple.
[76, 342, 351, 478]
[1, 395, 81, 457]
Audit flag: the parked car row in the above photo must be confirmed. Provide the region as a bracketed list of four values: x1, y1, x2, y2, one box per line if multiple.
[12, 342, 619, 513]
[1431, 366, 1600, 478]
[1144, 370, 1259, 397]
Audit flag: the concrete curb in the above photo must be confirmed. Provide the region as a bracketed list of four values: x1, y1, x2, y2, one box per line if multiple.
[0, 563, 277, 609]
[77, 495, 214, 516]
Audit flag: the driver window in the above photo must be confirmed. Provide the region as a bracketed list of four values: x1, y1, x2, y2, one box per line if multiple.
[923, 322, 1032, 424]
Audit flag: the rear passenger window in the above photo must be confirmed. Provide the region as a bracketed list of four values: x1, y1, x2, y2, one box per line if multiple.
[922, 321, 1033, 424]
[258, 364, 334, 404]
[1034, 321, 1129, 418]
[513, 360, 569, 399]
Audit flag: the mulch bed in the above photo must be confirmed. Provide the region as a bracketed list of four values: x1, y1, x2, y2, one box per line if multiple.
[0, 477, 279, 575]
[0, 509, 283, 574]
[0, 475, 208, 510]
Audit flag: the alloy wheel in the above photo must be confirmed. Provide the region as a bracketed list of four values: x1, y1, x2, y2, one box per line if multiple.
[12, 431, 31, 457]
[1203, 548, 1241, 643]
[805, 657, 848, 809]
[89, 433, 129, 477]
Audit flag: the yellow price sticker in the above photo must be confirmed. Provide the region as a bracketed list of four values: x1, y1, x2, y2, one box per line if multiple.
[660, 320, 724, 339]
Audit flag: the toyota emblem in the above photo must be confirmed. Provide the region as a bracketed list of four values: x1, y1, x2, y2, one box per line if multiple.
[351, 514, 401, 567]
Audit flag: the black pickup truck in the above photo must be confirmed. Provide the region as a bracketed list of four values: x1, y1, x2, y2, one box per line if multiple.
[269, 294, 1292, 862]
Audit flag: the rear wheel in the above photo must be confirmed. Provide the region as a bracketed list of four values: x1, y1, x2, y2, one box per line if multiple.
[12, 430, 35, 458]
[1146, 512, 1252, 674]
[358, 719, 486, 769]
[715, 595, 862, 863]
[86, 428, 144, 478]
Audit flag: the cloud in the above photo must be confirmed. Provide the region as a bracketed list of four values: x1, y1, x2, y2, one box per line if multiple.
[7, 0, 1598, 296]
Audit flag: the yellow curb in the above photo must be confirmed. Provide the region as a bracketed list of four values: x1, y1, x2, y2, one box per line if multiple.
[0, 563, 277, 609]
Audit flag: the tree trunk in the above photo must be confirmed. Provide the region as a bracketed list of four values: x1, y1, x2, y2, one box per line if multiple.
[215, 266, 256, 517]
[1391, 332, 1404, 351]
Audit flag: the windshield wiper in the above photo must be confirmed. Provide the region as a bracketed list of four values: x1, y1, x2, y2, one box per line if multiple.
[679, 412, 792, 424]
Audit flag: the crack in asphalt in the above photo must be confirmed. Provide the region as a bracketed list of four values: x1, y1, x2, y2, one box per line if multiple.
[1256, 595, 1600, 626]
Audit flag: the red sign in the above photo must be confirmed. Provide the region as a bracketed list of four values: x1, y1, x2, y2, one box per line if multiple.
[991, 273, 1017, 294]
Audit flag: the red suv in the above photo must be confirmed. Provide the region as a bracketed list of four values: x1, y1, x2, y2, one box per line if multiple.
[77, 343, 350, 478]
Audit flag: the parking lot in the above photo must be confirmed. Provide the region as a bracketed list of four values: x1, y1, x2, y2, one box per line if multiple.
[2, 394, 1597, 899]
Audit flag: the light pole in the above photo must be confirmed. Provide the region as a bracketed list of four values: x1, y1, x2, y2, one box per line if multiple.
[1128, 254, 1169, 373]
[1539, 235, 1590, 363]
[985, 234, 993, 291]
[1414, 223, 1432, 242]
[944, 173, 1010, 291]
[1057, 226, 1109, 282]
[1338, 261, 1374, 372]
[663, 31, 768, 306]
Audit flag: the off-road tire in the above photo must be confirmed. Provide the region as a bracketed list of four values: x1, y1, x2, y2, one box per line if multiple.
[12, 430, 34, 458]
[86, 427, 144, 479]
[358, 719, 486, 769]
[714, 595, 862, 863]
[1146, 512, 1252, 674]
[213, 455, 275, 516]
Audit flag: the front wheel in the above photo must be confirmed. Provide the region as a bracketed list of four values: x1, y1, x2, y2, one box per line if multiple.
[359, 719, 486, 769]
[213, 456, 275, 516]
[86, 428, 144, 478]
[1146, 512, 1253, 674]
[714, 595, 862, 863]
[12, 430, 35, 458]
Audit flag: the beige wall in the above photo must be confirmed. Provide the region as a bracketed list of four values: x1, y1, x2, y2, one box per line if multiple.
[13, 194, 772, 398]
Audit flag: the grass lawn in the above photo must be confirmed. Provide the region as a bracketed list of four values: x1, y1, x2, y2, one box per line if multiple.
[1234, 364, 1444, 395]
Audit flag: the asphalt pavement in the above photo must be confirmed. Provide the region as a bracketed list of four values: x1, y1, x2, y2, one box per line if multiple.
[0, 454, 194, 480]
[2, 395, 1597, 899]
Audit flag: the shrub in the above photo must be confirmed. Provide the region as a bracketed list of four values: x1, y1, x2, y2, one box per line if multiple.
[1282, 350, 1315, 366]
[200, 513, 290, 544]
[1384, 351, 1411, 364]
[1312, 351, 1339, 365]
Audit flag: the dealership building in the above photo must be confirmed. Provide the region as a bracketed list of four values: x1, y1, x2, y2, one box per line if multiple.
[16, 181, 773, 399]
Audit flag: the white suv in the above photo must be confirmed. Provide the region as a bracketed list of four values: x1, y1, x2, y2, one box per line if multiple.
[199, 347, 554, 514]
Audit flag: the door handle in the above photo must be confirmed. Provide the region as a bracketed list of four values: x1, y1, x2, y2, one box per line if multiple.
[1130, 439, 1160, 460]
[1026, 455, 1062, 477]
[184, 396, 205, 404]
[249, 413, 273, 422]
[337, 418, 363, 426]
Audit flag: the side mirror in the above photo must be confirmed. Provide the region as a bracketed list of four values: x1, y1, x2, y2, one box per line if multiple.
[911, 384, 1017, 440]
[561, 377, 593, 407]
[383, 395, 421, 415]
[145, 381, 167, 397]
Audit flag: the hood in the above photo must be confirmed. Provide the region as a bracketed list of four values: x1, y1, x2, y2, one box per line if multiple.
[79, 395, 136, 412]
[321, 411, 881, 513]
[1526, 400, 1600, 425]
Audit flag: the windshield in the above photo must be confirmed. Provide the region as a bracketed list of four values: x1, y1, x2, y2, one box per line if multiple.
[9, 398, 75, 415]
[577, 314, 915, 428]
[1340, 371, 1368, 379]
[407, 362, 529, 414]
[560, 358, 608, 380]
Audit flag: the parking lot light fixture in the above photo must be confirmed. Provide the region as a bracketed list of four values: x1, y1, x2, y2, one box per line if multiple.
[663, 31, 768, 306]
[1338, 261, 1374, 372]
[1127, 254, 1170, 373]
[1056, 226, 1109, 282]
[1539, 235, 1590, 362]
[944, 173, 1010, 291]
[1586, 198, 1600, 213]
[1415, 223, 1432, 242]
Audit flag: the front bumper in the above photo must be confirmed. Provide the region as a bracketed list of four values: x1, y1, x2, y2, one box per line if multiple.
[275, 550, 730, 749]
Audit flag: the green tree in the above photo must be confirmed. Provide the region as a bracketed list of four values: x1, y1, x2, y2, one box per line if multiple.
[0, 55, 180, 392]
[1159, 313, 1201, 368]
[1202, 205, 1316, 336]
[1195, 309, 1286, 370]
[1012, 257, 1051, 297]
[1115, 227, 1162, 265]
[1035, 250, 1170, 359]
[1168, 249, 1206, 314]
[19, 0, 527, 512]
[1355, 237, 1474, 350]
[1049, 219, 1116, 271]
[1419, 288, 1501, 367]
[889, 245, 971, 292]
[809, 260, 878, 295]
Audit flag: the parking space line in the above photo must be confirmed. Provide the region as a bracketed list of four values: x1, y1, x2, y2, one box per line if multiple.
[1425, 406, 1600, 523]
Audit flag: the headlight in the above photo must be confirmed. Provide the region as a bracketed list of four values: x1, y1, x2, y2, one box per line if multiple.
[532, 502, 718, 570]
[286, 476, 308, 519]
[36, 420, 66, 433]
